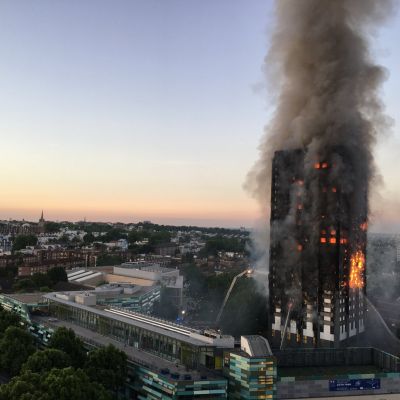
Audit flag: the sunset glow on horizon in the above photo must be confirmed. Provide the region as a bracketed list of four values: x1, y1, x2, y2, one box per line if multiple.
[1, 0, 399, 230]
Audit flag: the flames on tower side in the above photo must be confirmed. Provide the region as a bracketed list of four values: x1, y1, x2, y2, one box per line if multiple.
[244, 0, 393, 350]
[349, 250, 365, 290]
[269, 148, 368, 348]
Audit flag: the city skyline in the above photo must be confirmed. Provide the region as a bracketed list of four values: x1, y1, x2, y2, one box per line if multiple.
[1, 0, 399, 230]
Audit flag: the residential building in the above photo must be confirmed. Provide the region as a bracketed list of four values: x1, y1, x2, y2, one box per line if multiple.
[269, 149, 367, 348]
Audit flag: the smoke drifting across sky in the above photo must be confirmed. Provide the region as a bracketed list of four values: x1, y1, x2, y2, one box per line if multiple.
[246, 0, 394, 213]
[246, 0, 396, 291]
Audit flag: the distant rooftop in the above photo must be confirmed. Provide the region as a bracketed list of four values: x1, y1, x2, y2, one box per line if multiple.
[119, 262, 175, 274]
[94, 283, 158, 297]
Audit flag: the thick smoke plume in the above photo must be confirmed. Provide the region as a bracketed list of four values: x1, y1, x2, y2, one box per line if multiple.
[246, 0, 394, 287]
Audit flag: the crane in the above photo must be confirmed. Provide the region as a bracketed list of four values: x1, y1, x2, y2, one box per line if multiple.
[215, 268, 253, 324]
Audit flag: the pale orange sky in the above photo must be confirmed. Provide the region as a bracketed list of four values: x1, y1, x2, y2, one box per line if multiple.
[0, 1, 399, 230]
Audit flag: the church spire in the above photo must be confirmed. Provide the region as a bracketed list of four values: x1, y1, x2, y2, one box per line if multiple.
[39, 210, 44, 222]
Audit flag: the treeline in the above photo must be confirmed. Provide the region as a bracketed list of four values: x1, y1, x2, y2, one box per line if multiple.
[182, 264, 267, 337]
[136, 223, 248, 236]
[13, 267, 68, 293]
[83, 228, 171, 245]
[0, 307, 127, 400]
[12, 235, 38, 252]
[46, 220, 247, 236]
[199, 236, 248, 257]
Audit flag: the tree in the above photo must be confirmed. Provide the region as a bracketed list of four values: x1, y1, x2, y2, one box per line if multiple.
[0, 368, 111, 400]
[220, 277, 268, 337]
[85, 344, 127, 394]
[127, 230, 141, 244]
[0, 307, 21, 335]
[13, 278, 36, 292]
[0, 326, 36, 376]
[44, 368, 111, 400]
[152, 288, 179, 320]
[12, 235, 38, 252]
[22, 349, 71, 374]
[0, 371, 42, 400]
[32, 272, 52, 288]
[57, 234, 70, 245]
[83, 233, 95, 245]
[181, 252, 194, 263]
[47, 267, 68, 285]
[96, 254, 124, 267]
[206, 272, 237, 304]
[200, 236, 247, 257]
[182, 263, 207, 298]
[93, 242, 107, 251]
[101, 229, 126, 242]
[0, 265, 18, 279]
[44, 222, 61, 233]
[48, 327, 86, 368]
[149, 231, 171, 246]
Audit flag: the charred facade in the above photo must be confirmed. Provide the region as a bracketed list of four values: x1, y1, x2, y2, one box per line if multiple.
[269, 149, 367, 348]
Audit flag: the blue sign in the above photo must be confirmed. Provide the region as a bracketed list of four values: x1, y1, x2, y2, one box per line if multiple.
[329, 379, 380, 391]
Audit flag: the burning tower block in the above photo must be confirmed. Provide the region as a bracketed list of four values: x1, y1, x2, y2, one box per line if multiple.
[269, 149, 367, 348]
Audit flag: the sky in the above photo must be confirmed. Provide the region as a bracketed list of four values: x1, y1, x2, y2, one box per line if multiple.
[0, 1, 399, 230]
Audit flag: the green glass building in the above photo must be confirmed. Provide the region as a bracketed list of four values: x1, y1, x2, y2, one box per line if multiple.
[129, 364, 227, 399]
[224, 336, 277, 399]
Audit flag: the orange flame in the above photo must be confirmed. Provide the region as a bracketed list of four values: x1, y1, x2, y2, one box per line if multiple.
[349, 250, 365, 289]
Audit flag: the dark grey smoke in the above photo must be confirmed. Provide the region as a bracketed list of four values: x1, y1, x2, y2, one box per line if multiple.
[247, 0, 393, 208]
[246, 0, 394, 283]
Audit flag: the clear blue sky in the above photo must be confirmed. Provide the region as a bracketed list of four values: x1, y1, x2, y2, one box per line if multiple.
[0, 1, 399, 230]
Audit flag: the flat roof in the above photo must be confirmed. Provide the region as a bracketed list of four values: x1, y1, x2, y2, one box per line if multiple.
[96, 284, 156, 293]
[31, 315, 224, 382]
[96, 285, 159, 299]
[119, 262, 175, 273]
[75, 272, 102, 282]
[69, 271, 95, 280]
[44, 292, 230, 347]
[1, 293, 46, 305]
[67, 269, 86, 278]
[126, 286, 159, 297]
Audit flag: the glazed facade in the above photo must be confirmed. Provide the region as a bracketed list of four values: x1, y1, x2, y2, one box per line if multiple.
[130, 364, 227, 399]
[47, 300, 222, 370]
[223, 351, 277, 399]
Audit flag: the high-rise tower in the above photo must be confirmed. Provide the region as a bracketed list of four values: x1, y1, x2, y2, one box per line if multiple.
[269, 149, 367, 348]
